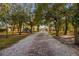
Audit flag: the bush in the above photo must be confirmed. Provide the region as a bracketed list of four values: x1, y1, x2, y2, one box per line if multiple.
[22, 28, 32, 33]
[0, 29, 6, 32]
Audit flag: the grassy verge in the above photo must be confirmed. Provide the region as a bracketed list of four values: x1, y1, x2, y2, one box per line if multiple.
[0, 33, 30, 50]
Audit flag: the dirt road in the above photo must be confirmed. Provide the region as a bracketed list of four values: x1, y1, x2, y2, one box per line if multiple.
[0, 32, 77, 56]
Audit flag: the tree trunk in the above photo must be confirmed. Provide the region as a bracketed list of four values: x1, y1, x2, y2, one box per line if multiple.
[37, 25, 40, 32]
[19, 27, 21, 35]
[12, 25, 15, 35]
[54, 18, 59, 36]
[74, 22, 79, 45]
[5, 23, 8, 38]
[30, 22, 33, 33]
[56, 26, 59, 36]
[64, 18, 68, 35]
[74, 3, 79, 45]
[30, 24, 33, 33]
[33, 27, 34, 32]
[18, 22, 22, 35]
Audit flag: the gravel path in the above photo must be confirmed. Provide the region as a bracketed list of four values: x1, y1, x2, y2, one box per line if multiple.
[0, 32, 78, 56]
[0, 33, 40, 56]
[27, 33, 54, 56]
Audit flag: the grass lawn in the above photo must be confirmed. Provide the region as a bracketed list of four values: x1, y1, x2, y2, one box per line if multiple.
[0, 33, 30, 50]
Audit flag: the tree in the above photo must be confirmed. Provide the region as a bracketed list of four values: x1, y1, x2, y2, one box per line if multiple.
[34, 4, 48, 31]
[73, 4, 79, 45]
[10, 4, 29, 35]
[0, 4, 10, 38]
[45, 4, 64, 36]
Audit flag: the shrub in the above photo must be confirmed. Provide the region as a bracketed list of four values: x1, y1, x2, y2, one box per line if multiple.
[0, 29, 6, 32]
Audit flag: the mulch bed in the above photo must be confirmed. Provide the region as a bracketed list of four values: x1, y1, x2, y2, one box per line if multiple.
[0, 33, 30, 39]
[53, 36, 75, 45]
[53, 36, 79, 55]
